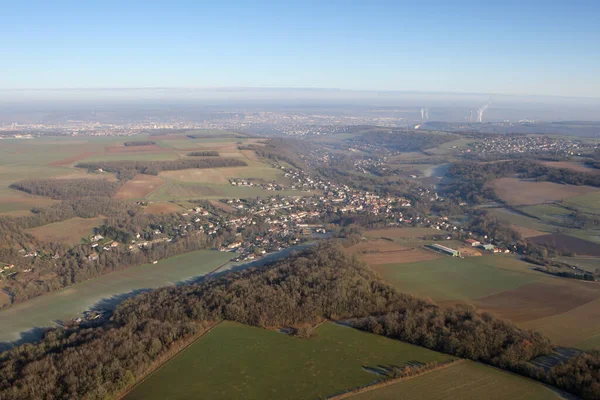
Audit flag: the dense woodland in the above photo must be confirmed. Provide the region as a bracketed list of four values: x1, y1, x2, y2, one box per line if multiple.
[187, 151, 219, 156]
[0, 198, 136, 231]
[9, 179, 121, 200]
[123, 141, 156, 146]
[187, 132, 248, 139]
[444, 159, 600, 205]
[249, 138, 314, 169]
[0, 244, 597, 399]
[75, 158, 247, 180]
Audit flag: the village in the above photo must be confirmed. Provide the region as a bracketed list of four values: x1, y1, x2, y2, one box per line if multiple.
[2, 160, 512, 275]
[464, 135, 595, 157]
[79, 163, 508, 265]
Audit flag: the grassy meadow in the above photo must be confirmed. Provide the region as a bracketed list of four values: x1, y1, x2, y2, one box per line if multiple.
[125, 321, 453, 400]
[25, 216, 106, 245]
[0, 250, 231, 344]
[371, 256, 538, 302]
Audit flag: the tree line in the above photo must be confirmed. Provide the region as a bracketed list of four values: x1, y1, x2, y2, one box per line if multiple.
[9, 179, 121, 200]
[444, 159, 600, 205]
[187, 151, 219, 156]
[0, 243, 598, 399]
[75, 158, 247, 180]
[123, 141, 156, 146]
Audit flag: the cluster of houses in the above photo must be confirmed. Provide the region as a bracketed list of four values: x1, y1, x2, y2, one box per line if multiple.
[0, 262, 15, 277]
[87, 235, 120, 261]
[352, 157, 390, 175]
[466, 135, 593, 157]
[229, 179, 286, 191]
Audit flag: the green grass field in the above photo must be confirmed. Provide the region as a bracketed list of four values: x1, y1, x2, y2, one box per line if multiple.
[25, 216, 105, 244]
[372, 256, 538, 302]
[519, 204, 571, 223]
[487, 207, 555, 234]
[562, 192, 600, 215]
[425, 137, 474, 155]
[147, 181, 307, 201]
[553, 256, 600, 273]
[81, 152, 179, 162]
[0, 250, 231, 344]
[350, 360, 561, 400]
[565, 229, 600, 244]
[126, 321, 453, 400]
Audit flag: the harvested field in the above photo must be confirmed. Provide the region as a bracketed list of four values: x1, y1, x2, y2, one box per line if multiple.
[54, 170, 118, 181]
[48, 152, 96, 167]
[471, 280, 600, 323]
[541, 161, 600, 174]
[144, 202, 184, 215]
[149, 134, 190, 141]
[241, 149, 259, 161]
[523, 297, 600, 349]
[362, 250, 439, 265]
[82, 152, 179, 162]
[349, 360, 560, 400]
[365, 227, 442, 240]
[115, 175, 165, 199]
[345, 239, 408, 254]
[125, 322, 452, 400]
[346, 239, 440, 265]
[0, 195, 58, 216]
[25, 216, 105, 244]
[511, 224, 548, 238]
[148, 181, 304, 201]
[490, 178, 599, 205]
[528, 233, 600, 257]
[105, 144, 164, 153]
[159, 160, 283, 184]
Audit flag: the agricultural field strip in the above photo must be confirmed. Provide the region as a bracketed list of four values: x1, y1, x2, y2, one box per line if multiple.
[347, 359, 562, 400]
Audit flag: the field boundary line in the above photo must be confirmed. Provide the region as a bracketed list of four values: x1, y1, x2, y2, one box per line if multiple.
[206, 261, 234, 277]
[327, 359, 464, 399]
[117, 320, 223, 400]
[141, 177, 170, 200]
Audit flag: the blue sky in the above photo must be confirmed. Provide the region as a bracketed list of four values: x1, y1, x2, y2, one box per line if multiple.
[1, 0, 599, 97]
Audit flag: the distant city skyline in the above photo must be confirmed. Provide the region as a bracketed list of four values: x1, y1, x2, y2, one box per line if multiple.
[2, 1, 599, 98]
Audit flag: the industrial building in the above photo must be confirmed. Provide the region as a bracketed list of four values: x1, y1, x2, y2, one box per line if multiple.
[427, 244, 460, 257]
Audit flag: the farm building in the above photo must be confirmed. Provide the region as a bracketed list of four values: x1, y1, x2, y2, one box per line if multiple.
[481, 244, 495, 251]
[427, 244, 460, 257]
[465, 239, 481, 247]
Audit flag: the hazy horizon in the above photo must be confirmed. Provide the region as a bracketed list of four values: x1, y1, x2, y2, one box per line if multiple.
[0, 87, 598, 122]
